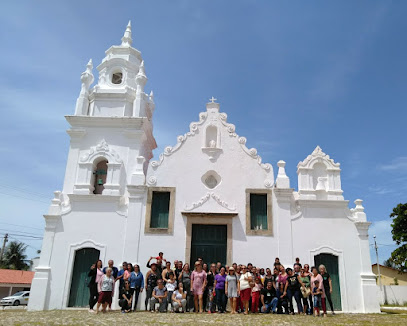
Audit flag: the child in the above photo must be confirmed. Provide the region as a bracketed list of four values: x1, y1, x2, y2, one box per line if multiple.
[312, 280, 322, 316]
[251, 277, 263, 313]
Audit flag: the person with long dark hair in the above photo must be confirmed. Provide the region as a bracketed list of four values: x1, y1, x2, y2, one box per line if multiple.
[129, 264, 144, 311]
[178, 263, 192, 312]
[281, 267, 306, 315]
[87, 259, 102, 312]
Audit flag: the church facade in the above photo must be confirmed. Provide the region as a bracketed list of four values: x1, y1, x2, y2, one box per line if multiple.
[28, 22, 380, 313]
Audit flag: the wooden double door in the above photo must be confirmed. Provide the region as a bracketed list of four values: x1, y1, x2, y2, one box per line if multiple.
[190, 224, 227, 266]
[314, 253, 342, 310]
[68, 248, 100, 307]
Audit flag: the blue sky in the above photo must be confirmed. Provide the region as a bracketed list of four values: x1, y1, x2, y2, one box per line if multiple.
[0, 1, 405, 264]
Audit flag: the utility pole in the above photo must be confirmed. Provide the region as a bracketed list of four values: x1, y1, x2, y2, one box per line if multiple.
[374, 235, 382, 290]
[0, 233, 8, 262]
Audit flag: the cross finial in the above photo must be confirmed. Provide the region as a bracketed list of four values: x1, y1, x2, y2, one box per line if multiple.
[209, 96, 217, 103]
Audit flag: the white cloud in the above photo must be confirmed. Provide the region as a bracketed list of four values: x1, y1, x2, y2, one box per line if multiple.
[378, 157, 407, 172]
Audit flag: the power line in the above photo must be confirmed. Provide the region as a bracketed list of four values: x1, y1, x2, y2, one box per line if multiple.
[0, 190, 49, 204]
[0, 228, 42, 237]
[7, 235, 41, 251]
[0, 184, 50, 199]
[0, 232, 42, 240]
[0, 222, 43, 231]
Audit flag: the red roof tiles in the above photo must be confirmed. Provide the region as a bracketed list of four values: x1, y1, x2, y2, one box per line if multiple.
[0, 269, 34, 285]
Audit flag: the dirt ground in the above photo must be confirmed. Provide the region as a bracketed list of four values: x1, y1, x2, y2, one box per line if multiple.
[0, 310, 406, 326]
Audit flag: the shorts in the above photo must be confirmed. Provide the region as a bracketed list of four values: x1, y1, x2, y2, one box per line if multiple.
[98, 291, 112, 304]
[240, 288, 252, 301]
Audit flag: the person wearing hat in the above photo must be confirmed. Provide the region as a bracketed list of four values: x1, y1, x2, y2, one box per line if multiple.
[145, 262, 162, 311]
[225, 267, 239, 314]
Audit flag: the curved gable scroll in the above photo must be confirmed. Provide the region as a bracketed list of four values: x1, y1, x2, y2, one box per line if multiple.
[80, 139, 123, 164]
[149, 108, 274, 188]
[297, 146, 340, 171]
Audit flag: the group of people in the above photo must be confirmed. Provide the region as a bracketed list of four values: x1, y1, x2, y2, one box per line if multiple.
[87, 253, 336, 317]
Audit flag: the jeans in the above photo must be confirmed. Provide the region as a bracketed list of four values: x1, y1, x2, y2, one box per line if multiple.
[88, 283, 98, 310]
[132, 287, 141, 311]
[261, 298, 278, 313]
[215, 288, 227, 312]
[287, 288, 303, 313]
[173, 299, 187, 312]
[150, 297, 168, 312]
[325, 289, 334, 312]
[167, 291, 174, 311]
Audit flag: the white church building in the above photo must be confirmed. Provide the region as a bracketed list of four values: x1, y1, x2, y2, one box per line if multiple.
[28, 22, 380, 313]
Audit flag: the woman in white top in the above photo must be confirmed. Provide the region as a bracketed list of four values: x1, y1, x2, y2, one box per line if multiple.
[238, 265, 253, 315]
[96, 268, 115, 314]
[172, 282, 187, 313]
[166, 272, 177, 311]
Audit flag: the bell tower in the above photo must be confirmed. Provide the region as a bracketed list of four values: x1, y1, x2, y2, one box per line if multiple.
[63, 21, 156, 196]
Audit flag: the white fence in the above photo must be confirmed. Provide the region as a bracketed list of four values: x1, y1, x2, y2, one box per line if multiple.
[378, 285, 407, 305]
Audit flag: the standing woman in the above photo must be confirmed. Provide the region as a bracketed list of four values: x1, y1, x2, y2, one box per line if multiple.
[202, 263, 209, 311]
[96, 267, 115, 314]
[225, 267, 239, 314]
[264, 268, 274, 290]
[300, 267, 311, 314]
[191, 261, 207, 313]
[214, 266, 227, 313]
[87, 260, 102, 312]
[282, 267, 306, 315]
[145, 263, 160, 311]
[179, 263, 192, 312]
[311, 266, 326, 317]
[206, 263, 217, 313]
[304, 264, 313, 314]
[238, 265, 253, 315]
[162, 261, 173, 284]
[124, 263, 133, 282]
[130, 264, 144, 311]
[319, 265, 335, 315]
[277, 265, 288, 288]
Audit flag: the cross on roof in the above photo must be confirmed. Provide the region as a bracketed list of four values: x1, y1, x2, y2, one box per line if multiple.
[209, 96, 217, 103]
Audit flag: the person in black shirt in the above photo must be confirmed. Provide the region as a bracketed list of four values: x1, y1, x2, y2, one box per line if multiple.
[282, 267, 306, 315]
[261, 281, 278, 313]
[87, 260, 102, 311]
[119, 281, 132, 313]
[319, 265, 335, 314]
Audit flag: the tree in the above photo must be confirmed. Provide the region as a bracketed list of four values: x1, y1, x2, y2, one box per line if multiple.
[1, 241, 29, 270]
[389, 203, 407, 273]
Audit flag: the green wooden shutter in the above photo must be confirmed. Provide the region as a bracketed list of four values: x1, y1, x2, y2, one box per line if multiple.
[250, 194, 268, 230]
[68, 248, 100, 307]
[150, 192, 170, 228]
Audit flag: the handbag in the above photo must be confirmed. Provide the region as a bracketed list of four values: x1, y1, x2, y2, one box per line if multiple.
[301, 287, 311, 298]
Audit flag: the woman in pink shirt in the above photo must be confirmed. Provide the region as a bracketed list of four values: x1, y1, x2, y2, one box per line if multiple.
[310, 266, 326, 317]
[191, 261, 207, 313]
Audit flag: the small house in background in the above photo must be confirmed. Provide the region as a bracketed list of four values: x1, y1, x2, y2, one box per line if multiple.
[0, 269, 34, 299]
[372, 264, 407, 286]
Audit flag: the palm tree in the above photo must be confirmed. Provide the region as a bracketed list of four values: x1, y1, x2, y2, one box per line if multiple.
[2, 241, 29, 270]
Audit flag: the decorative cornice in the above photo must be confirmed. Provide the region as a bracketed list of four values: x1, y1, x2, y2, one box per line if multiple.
[80, 139, 123, 163]
[297, 146, 340, 171]
[66, 115, 145, 128]
[184, 192, 236, 211]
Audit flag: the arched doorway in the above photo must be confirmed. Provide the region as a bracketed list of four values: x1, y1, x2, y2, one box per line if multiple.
[68, 248, 100, 307]
[314, 253, 342, 310]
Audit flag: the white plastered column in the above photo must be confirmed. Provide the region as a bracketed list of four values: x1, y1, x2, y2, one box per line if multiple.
[28, 192, 61, 311]
[273, 188, 294, 265]
[355, 221, 381, 313]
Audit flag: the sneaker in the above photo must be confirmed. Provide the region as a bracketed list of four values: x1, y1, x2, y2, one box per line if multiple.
[207, 310, 211, 314]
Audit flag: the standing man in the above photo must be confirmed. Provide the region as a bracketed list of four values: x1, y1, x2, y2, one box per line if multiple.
[103, 260, 119, 279]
